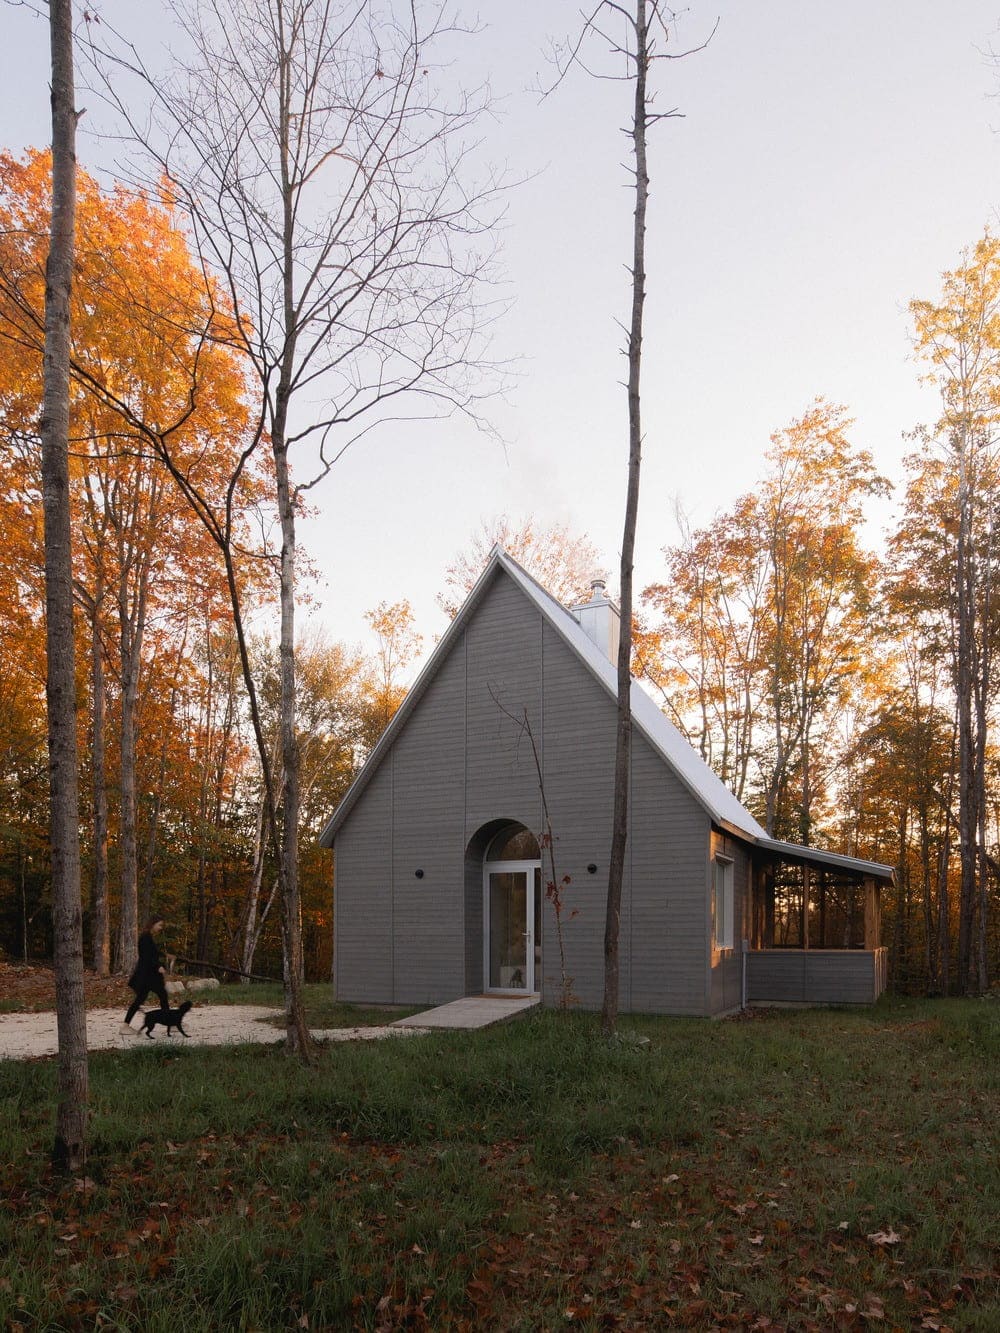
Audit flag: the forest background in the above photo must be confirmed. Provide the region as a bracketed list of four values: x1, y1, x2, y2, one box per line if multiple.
[3, 1, 1000, 995]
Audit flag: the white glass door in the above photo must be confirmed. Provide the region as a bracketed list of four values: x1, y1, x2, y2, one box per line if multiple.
[484, 860, 541, 993]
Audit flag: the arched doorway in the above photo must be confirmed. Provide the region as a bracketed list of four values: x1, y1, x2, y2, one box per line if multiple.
[482, 823, 542, 995]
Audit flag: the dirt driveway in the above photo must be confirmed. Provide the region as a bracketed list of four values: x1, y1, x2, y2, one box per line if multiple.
[0, 1005, 421, 1061]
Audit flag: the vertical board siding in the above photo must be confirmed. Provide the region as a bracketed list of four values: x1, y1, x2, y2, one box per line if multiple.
[747, 949, 880, 1004]
[391, 644, 467, 1003]
[333, 565, 729, 1015]
[538, 621, 620, 1010]
[629, 734, 711, 1015]
[464, 846, 484, 994]
[333, 762, 393, 1002]
[463, 574, 543, 837]
[462, 577, 545, 998]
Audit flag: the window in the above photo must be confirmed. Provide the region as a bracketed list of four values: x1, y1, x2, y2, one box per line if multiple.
[713, 855, 735, 950]
[486, 825, 541, 861]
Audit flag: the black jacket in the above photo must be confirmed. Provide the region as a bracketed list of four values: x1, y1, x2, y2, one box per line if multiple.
[128, 931, 162, 991]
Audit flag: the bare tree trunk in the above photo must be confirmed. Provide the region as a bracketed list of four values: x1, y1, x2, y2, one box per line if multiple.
[194, 633, 213, 961]
[893, 812, 907, 989]
[140, 630, 188, 924]
[114, 503, 154, 972]
[938, 826, 952, 996]
[240, 751, 276, 980]
[139, 727, 170, 926]
[90, 591, 110, 975]
[603, 0, 649, 1038]
[956, 490, 976, 994]
[273, 423, 311, 1055]
[43, 0, 88, 1171]
[978, 832, 991, 991]
[919, 803, 934, 992]
[973, 517, 993, 994]
[87, 0, 501, 1050]
[269, 27, 311, 1056]
[115, 619, 141, 970]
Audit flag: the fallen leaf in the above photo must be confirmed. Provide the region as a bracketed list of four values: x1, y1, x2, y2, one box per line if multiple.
[866, 1229, 901, 1246]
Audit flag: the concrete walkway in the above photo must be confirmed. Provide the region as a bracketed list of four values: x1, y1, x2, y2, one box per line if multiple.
[392, 994, 540, 1029]
[0, 995, 540, 1060]
[0, 1006, 424, 1061]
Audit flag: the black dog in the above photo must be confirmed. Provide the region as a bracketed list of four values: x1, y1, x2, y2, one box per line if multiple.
[139, 1000, 193, 1039]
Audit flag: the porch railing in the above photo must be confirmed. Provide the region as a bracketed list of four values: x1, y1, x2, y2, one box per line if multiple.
[747, 947, 888, 1006]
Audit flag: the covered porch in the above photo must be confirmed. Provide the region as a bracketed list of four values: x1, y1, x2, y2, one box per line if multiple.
[745, 839, 894, 1006]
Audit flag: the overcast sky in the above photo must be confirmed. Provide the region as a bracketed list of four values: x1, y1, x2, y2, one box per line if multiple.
[4, 2, 1000, 671]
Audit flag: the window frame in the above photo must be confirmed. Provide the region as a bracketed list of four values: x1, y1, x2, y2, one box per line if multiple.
[713, 854, 735, 951]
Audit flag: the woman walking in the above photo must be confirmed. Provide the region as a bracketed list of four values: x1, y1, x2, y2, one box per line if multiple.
[122, 916, 168, 1032]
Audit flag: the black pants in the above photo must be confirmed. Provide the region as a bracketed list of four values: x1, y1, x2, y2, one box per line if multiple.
[125, 977, 168, 1025]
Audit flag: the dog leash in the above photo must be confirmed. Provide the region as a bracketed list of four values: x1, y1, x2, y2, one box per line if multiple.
[170, 954, 282, 985]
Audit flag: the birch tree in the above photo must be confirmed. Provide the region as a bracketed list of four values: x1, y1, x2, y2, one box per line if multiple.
[91, 0, 499, 1052]
[0, 152, 264, 979]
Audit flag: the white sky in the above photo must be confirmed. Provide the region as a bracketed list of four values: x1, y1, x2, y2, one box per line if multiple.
[4, 1, 1000, 673]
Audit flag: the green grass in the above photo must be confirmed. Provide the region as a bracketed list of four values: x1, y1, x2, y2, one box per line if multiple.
[1, 997, 998, 1330]
[204, 981, 426, 1029]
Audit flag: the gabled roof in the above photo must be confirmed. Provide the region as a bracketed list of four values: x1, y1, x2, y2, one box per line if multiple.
[499, 550, 768, 842]
[318, 547, 894, 884]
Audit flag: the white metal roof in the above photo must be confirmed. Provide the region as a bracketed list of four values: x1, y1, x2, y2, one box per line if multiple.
[318, 546, 895, 884]
[753, 836, 895, 881]
[494, 548, 768, 841]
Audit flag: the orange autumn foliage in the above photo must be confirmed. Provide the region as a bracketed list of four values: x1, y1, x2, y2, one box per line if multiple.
[0, 149, 272, 968]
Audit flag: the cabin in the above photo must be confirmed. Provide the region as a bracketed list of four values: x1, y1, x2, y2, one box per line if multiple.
[319, 547, 892, 1016]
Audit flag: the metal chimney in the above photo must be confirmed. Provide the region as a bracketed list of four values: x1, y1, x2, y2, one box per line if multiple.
[570, 579, 621, 665]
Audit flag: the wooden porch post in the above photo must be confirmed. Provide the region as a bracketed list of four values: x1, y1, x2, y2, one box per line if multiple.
[818, 869, 826, 949]
[802, 865, 810, 950]
[863, 877, 880, 950]
[750, 860, 763, 948]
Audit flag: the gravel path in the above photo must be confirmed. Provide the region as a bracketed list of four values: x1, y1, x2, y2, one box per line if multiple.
[0, 1006, 424, 1060]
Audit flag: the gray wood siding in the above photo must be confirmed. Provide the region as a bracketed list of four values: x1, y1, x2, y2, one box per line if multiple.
[464, 844, 485, 994]
[390, 644, 467, 1003]
[537, 620, 621, 1010]
[464, 575, 543, 838]
[333, 762, 393, 1002]
[747, 949, 881, 1005]
[628, 733, 711, 1015]
[332, 564, 725, 1014]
